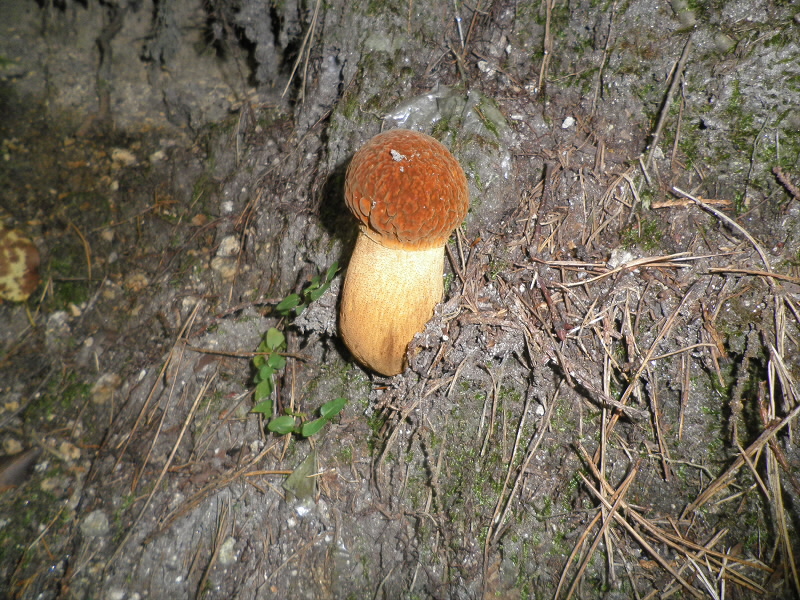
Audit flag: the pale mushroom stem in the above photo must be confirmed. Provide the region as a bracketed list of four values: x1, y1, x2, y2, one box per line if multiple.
[339, 231, 444, 376]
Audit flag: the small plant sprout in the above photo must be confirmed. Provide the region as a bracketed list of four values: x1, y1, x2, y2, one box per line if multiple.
[251, 262, 347, 437]
[252, 381, 347, 437]
[300, 397, 347, 437]
[275, 261, 339, 317]
[251, 327, 286, 415]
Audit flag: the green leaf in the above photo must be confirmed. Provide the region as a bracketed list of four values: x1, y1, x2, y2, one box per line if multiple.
[301, 418, 328, 437]
[255, 378, 273, 400]
[275, 294, 301, 315]
[268, 415, 297, 435]
[258, 364, 274, 381]
[283, 451, 317, 502]
[265, 328, 285, 351]
[320, 397, 347, 419]
[306, 275, 321, 292]
[308, 263, 339, 302]
[267, 353, 286, 370]
[253, 345, 266, 368]
[308, 286, 326, 302]
[251, 399, 273, 414]
[325, 261, 339, 283]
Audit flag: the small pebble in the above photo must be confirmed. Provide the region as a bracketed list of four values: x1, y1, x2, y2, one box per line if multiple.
[81, 510, 110, 537]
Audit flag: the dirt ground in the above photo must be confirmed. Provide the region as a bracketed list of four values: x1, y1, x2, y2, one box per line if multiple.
[1, 0, 799, 598]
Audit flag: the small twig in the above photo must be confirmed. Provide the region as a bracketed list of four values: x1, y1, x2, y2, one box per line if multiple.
[531, 164, 567, 332]
[773, 166, 800, 201]
[735, 439, 770, 500]
[646, 365, 672, 481]
[601, 282, 698, 444]
[448, 43, 468, 82]
[672, 187, 774, 279]
[376, 390, 423, 490]
[533, 165, 555, 246]
[580, 473, 705, 599]
[263, 532, 329, 585]
[660, 529, 726, 599]
[560, 463, 639, 600]
[489, 381, 560, 544]
[565, 366, 648, 420]
[743, 119, 770, 206]
[651, 198, 731, 208]
[446, 351, 473, 397]
[107, 373, 217, 570]
[195, 500, 230, 600]
[590, 0, 616, 116]
[282, 0, 322, 100]
[146, 441, 282, 542]
[68, 220, 92, 282]
[479, 361, 506, 458]
[670, 79, 687, 170]
[708, 267, 800, 284]
[186, 346, 312, 361]
[650, 342, 718, 361]
[577, 449, 770, 581]
[452, 0, 465, 50]
[113, 301, 204, 474]
[244, 469, 293, 477]
[646, 32, 694, 168]
[445, 239, 466, 286]
[767, 345, 800, 595]
[769, 440, 800, 596]
[559, 252, 696, 289]
[537, 0, 555, 96]
[683, 397, 800, 516]
[463, 0, 486, 49]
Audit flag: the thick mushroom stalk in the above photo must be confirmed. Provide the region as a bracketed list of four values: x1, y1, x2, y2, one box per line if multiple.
[340, 234, 444, 376]
[339, 129, 469, 376]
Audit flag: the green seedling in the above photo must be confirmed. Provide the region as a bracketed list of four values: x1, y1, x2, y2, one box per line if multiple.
[251, 262, 347, 437]
[299, 396, 348, 436]
[254, 396, 348, 436]
[251, 327, 286, 409]
[275, 261, 339, 316]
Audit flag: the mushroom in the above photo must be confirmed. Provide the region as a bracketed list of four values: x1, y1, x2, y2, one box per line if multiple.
[339, 129, 469, 376]
[0, 228, 40, 303]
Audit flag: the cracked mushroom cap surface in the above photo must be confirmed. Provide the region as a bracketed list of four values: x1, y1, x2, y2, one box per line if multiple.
[344, 129, 469, 250]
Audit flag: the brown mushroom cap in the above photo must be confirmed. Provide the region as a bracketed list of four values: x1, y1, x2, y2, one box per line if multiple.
[344, 129, 469, 251]
[339, 129, 469, 376]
